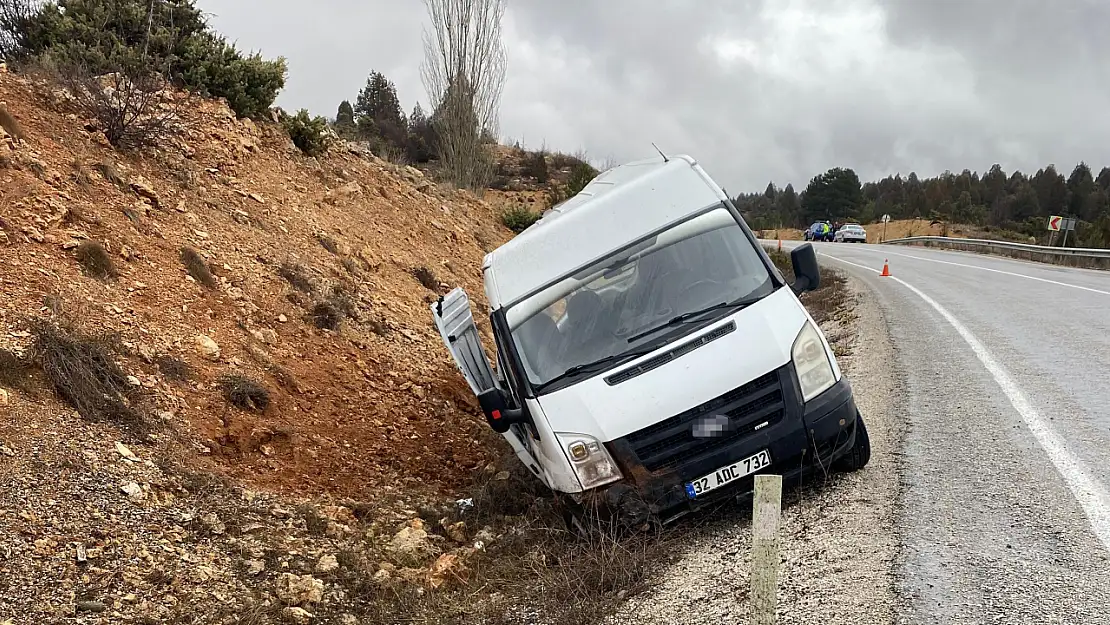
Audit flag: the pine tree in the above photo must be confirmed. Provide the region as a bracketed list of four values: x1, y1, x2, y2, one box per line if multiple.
[334, 100, 356, 138]
[405, 102, 435, 163]
[354, 71, 407, 152]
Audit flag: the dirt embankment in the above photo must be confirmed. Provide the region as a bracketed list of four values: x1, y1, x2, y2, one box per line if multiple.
[0, 71, 517, 499]
[0, 69, 535, 623]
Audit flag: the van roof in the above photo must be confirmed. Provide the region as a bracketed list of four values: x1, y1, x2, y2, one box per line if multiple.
[484, 154, 726, 307]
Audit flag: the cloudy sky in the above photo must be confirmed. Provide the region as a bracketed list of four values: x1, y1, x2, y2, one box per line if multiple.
[195, 0, 1110, 193]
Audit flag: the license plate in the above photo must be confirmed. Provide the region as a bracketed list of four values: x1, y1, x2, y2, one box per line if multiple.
[685, 449, 771, 499]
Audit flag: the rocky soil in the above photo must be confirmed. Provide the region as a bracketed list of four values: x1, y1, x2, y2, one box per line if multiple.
[0, 68, 521, 622]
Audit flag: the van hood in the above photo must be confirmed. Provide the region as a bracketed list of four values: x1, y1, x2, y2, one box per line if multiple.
[536, 287, 809, 442]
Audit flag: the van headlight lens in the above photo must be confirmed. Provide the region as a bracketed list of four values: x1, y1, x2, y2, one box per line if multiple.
[556, 433, 622, 489]
[792, 320, 836, 402]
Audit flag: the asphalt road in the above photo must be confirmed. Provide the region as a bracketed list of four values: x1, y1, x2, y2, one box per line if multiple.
[780, 240, 1110, 623]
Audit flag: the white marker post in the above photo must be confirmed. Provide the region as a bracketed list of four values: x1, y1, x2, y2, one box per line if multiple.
[750, 473, 783, 625]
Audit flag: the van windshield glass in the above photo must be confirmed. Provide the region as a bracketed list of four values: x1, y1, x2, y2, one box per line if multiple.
[508, 206, 774, 393]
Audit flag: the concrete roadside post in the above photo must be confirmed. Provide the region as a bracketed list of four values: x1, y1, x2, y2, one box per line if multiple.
[750, 473, 783, 625]
[881, 214, 891, 243]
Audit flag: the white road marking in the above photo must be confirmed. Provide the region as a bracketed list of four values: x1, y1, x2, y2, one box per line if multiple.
[822, 251, 1110, 553]
[881, 249, 1110, 297]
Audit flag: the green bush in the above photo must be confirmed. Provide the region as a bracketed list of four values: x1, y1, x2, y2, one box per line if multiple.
[11, 0, 286, 120]
[283, 109, 333, 157]
[566, 161, 599, 196]
[523, 149, 549, 183]
[501, 205, 540, 233]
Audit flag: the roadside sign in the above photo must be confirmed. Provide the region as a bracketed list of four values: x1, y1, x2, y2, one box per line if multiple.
[881, 214, 891, 223]
[1063, 217, 1077, 231]
[1048, 215, 1062, 231]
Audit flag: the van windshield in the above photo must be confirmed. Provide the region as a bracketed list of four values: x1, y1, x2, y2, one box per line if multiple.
[508, 205, 775, 393]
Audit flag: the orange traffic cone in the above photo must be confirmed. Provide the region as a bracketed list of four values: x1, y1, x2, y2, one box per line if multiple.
[880, 260, 891, 277]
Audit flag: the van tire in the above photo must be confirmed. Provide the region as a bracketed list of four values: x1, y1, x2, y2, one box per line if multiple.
[835, 412, 871, 472]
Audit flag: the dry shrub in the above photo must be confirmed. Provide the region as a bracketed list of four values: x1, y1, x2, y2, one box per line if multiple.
[70, 160, 93, 189]
[311, 300, 342, 330]
[219, 374, 270, 412]
[94, 160, 129, 189]
[270, 364, 301, 394]
[75, 240, 117, 280]
[412, 265, 438, 291]
[361, 450, 674, 625]
[317, 233, 340, 255]
[341, 257, 361, 275]
[27, 321, 149, 436]
[61, 65, 185, 150]
[155, 354, 192, 382]
[277, 262, 314, 293]
[180, 246, 216, 288]
[367, 315, 390, 337]
[765, 247, 850, 326]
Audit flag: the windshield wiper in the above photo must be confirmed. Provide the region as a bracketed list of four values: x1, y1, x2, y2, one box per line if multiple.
[627, 299, 751, 343]
[536, 348, 656, 392]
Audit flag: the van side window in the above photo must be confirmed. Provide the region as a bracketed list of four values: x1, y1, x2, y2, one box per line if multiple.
[491, 316, 527, 406]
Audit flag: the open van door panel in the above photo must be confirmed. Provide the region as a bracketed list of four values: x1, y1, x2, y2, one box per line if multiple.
[431, 288, 498, 396]
[432, 288, 548, 486]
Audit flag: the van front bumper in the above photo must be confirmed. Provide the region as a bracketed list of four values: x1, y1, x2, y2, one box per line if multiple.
[603, 368, 859, 524]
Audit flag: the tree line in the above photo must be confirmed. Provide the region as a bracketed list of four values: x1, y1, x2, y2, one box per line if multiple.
[1, 0, 509, 191]
[734, 163, 1110, 247]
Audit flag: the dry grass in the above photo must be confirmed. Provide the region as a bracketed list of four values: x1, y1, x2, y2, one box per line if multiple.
[218, 374, 270, 412]
[94, 160, 129, 190]
[155, 355, 193, 382]
[765, 247, 850, 326]
[180, 246, 217, 288]
[317, 233, 341, 255]
[75, 240, 117, 280]
[311, 300, 342, 330]
[412, 266, 438, 291]
[277, 262, 314, 293]
[27, 320, 149, 437]
[356, 443, 676, 625]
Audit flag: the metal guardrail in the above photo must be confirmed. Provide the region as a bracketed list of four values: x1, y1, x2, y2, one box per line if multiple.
[882, 236, 1110, 265]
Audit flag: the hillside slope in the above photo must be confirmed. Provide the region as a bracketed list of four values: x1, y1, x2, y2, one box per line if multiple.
[0, 70, 513, 500]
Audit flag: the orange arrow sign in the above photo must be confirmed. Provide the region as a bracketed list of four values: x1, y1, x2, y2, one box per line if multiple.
[1048, 215, 1062, 231]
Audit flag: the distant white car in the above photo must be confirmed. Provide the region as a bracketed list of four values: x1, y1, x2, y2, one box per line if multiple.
[834, 224, 867, 243]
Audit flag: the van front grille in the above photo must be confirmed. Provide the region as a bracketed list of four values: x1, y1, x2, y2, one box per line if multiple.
[618, 368, 786, 473]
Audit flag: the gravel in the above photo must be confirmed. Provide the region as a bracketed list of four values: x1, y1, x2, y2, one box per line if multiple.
[609, 276, 903, 625]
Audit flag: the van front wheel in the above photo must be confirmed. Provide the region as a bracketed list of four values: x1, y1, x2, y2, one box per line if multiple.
[834, 412, 871, 472]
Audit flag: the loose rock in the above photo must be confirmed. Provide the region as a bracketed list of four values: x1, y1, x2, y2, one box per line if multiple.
[194, 335, 220, 361]
[275, 573, 324, 606]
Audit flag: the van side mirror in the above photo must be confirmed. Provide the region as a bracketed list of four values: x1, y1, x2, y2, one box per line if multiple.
[790, 243, 821, 294]
[477, 387, 529, 434]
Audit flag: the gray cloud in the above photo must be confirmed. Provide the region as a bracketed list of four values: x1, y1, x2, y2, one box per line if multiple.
[196, 0, 1110, 192]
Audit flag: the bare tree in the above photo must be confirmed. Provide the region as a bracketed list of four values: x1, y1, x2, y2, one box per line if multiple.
[0, 0, 40, 61]
[420, 0, 507, 191]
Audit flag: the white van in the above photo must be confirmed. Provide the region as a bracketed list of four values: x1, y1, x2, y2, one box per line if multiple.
[432, 154, 870, 526]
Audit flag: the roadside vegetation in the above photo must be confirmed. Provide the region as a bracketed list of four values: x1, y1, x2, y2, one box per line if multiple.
[765, 247, 856, 356]
[737, 163, 1110, 248]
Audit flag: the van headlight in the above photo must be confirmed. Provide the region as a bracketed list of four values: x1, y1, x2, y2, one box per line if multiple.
[792, 320, 836, 402]
[555, 433, 623, 489]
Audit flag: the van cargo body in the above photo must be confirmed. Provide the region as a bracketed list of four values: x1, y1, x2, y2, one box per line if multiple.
[432, 154, 870, 525]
